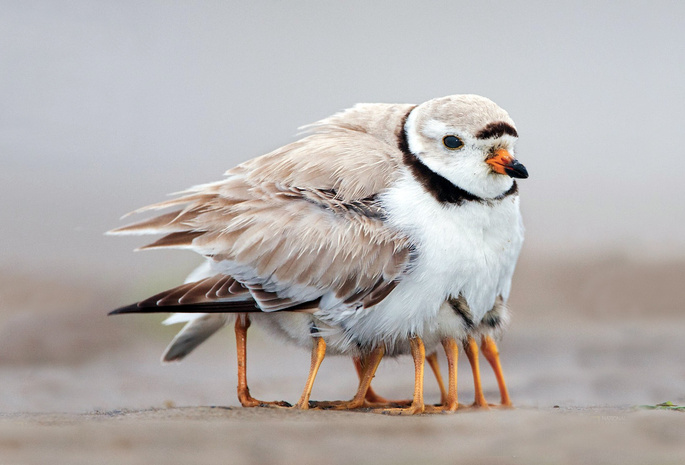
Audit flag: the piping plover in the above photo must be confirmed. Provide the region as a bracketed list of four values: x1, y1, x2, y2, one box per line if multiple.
[110, 94, 527, 413]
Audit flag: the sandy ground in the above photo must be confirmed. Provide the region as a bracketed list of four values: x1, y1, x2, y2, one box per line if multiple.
[3, 407, 685, 465]
[1, 255, 685, 464]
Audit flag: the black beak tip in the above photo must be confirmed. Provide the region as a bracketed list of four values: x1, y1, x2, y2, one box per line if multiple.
[505, 161, 528, 179]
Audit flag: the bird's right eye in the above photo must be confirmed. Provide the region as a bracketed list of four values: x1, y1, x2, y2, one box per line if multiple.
[443, 135, 464, 150]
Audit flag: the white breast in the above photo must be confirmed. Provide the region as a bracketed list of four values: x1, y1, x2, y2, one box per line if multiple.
[320, 172, 524, 353]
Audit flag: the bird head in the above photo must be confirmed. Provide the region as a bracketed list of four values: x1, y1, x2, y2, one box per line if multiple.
[404, 94, 527, 200]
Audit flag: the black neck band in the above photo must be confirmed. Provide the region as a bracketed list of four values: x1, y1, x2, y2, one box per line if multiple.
[398, 110, 485, 205]
[398, 109, 518, 205]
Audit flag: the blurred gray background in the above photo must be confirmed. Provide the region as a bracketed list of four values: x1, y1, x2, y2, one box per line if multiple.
[3, 1, 684, 283]
[1, 1, 685, 418]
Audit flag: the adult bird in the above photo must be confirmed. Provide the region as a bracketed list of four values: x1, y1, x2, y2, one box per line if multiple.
[110, 94, 527, 413]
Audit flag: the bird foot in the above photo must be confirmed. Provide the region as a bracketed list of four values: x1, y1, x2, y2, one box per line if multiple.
[490, 402, 514, 409]
[363, 394, 412, 407]
[464, 401, 514, 410]
[468, 401, 491, 410]
[309, 399, 369, 410]
[423, 402, 467, 413]
[374, 403, 425, 415]
[239, 396, 291, 408]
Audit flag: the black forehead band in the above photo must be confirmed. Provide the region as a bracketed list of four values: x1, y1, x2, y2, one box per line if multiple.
[475, 122, 518, 140]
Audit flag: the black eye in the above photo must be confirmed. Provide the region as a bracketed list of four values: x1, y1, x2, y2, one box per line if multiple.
[443, 135, 464, 150]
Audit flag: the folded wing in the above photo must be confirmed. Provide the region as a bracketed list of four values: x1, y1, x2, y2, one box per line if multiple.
[109, 111, 413, 316]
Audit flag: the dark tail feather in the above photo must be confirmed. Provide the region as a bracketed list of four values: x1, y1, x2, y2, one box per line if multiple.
[108, 300, 261, 316]
[108, 297, 321, 316]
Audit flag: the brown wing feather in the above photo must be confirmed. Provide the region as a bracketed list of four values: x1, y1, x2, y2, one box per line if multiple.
[110, 104, 415, 313]
[109, 274, 323, 316]
[179, 276, 229, 304]
[138, 231, 205, 250]
[108, 210, 185, 235]
[135, 275, 250, 307]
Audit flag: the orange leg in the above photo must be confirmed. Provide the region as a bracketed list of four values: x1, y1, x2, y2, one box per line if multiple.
[361, 351, 445, 409]
[375, 336, 425, 415]
[481, 335, 513, 407]
[349, 356, 412, 407]
[463, 335, 489, 409]
[426, 351, 448, 405]
[354, 356, 390, 404]
[234, 315, 289, 408]
[294, 336, 327, 409]
[324, 345, 385, 410]
[436, 338, 459, 412]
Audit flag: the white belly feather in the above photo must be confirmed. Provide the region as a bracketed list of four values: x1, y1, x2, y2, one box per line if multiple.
[318, 172, 524, 352]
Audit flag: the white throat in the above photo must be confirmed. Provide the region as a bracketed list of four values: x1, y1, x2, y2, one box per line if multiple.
[403, 107, 515, 200]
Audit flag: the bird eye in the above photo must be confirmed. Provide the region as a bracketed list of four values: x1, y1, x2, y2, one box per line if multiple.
[443, 135, 464, 150]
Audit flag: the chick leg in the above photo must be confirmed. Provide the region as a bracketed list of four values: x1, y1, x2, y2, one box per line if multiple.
[426, 351, 448, 405]
[359, 351, 446, 407]
[294, 336, 327, 409]
[463, 335, 489, 409]
[375, 336, 426, 415]
[354, 356, 391, 404]
[434, 337, 460, 412]
[481, 335, 513, 407]
[323, 345, 386, 410]
[235, 315, 290, 408]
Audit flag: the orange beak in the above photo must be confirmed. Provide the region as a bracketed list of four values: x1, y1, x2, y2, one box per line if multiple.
[486, 148, 528, 179]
